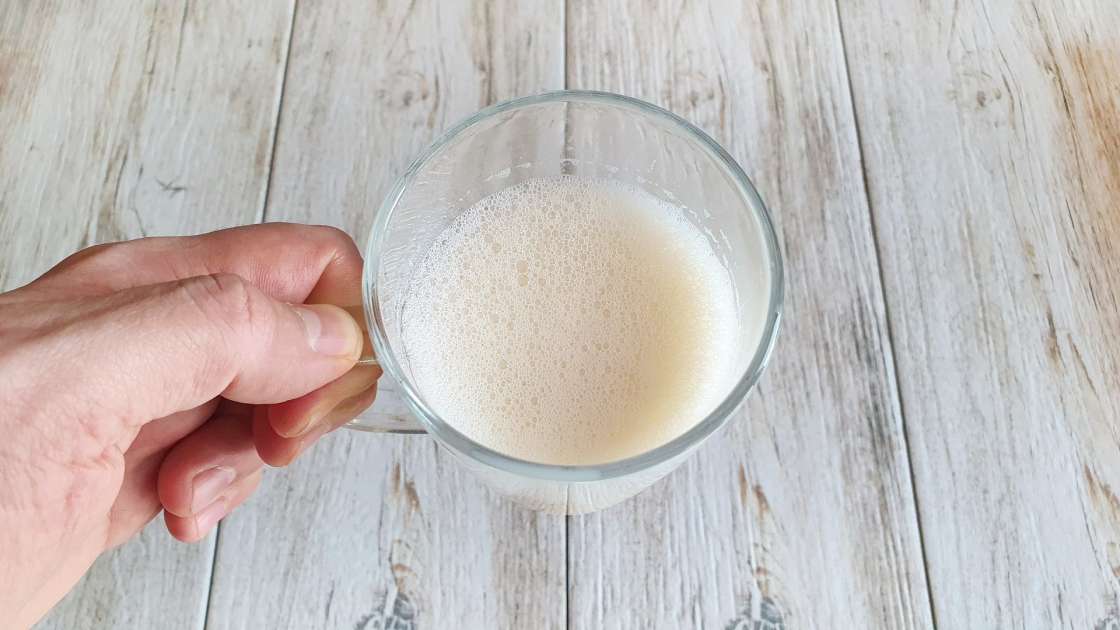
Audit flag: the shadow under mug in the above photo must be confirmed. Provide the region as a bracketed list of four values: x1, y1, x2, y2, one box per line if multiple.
[347, 91, 783, 514]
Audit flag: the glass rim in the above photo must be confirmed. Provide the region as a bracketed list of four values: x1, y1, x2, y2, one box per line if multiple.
[362, 90, 784, 482]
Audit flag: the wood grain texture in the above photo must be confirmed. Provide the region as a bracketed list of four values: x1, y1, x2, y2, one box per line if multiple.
[838, 1, 1120, 627]
[37, 521, 216, 630]
[0, 2, 296, 628]
[204, 2, 566, 628]
[566, 1, 933, 628]
[0, 2, 293, 287]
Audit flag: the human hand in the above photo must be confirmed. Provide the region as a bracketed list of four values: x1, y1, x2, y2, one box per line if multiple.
[0, 224, 380, 627]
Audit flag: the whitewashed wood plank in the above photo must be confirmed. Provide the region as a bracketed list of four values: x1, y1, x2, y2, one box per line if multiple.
[0, 2, 293, 285]
[205, 2, 566, 628]
[838, 1, 1120, 627]
[34, 521, 216, 630]
[0, 2, 295, 628]
[566, 1, 933, 628]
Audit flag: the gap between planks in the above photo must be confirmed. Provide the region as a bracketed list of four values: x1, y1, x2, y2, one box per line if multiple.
[562, 2, 571, 629]
[831, 1, 939, 628]
[199, 1, 300, 628]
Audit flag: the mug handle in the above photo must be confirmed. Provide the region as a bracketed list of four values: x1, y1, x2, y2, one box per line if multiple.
[345, 354, 426, 434]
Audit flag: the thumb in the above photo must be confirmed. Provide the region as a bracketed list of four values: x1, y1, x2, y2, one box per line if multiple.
[32, 272, 364, 427]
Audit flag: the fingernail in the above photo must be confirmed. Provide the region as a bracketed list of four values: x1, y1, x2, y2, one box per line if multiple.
[272, 405, 315, 438]
[191, 466, 236, 513]
[195, 497, 228, 537]
[280, 379, 377, 439]
[293, 305, 361, 357]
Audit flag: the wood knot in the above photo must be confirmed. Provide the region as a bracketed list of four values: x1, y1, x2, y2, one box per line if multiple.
[725, 593, 785, 630]
[376, 71, 431, 111]
[1095, 612, 1120, 630]
[354, 591, 416, 630]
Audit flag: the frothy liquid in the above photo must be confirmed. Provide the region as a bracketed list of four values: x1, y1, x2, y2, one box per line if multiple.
[401, 176, 739, 465]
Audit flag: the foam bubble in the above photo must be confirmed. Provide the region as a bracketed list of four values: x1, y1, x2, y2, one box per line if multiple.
[401, 175, 740, 465]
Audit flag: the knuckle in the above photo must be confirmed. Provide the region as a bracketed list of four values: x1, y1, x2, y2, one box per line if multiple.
[75, 241, 119, 260]
[35, 241, 140, 294]
[174, 274, 278, 397]
[309, 224, 352, 243]
[178, 273, 267, 342]
[55, 241, 128, 273]
[309, 225, 360, 257]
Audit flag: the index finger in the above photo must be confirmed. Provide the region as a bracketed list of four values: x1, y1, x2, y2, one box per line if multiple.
[28, 223, 363, 307]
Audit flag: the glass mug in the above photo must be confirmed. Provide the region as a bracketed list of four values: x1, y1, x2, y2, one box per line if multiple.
[348, 91, 782, 514]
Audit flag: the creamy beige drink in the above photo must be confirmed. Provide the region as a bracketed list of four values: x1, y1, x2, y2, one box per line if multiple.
[401, 176, 740, 465]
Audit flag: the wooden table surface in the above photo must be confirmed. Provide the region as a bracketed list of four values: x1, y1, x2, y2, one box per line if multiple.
[2, 1, 1118, 628]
